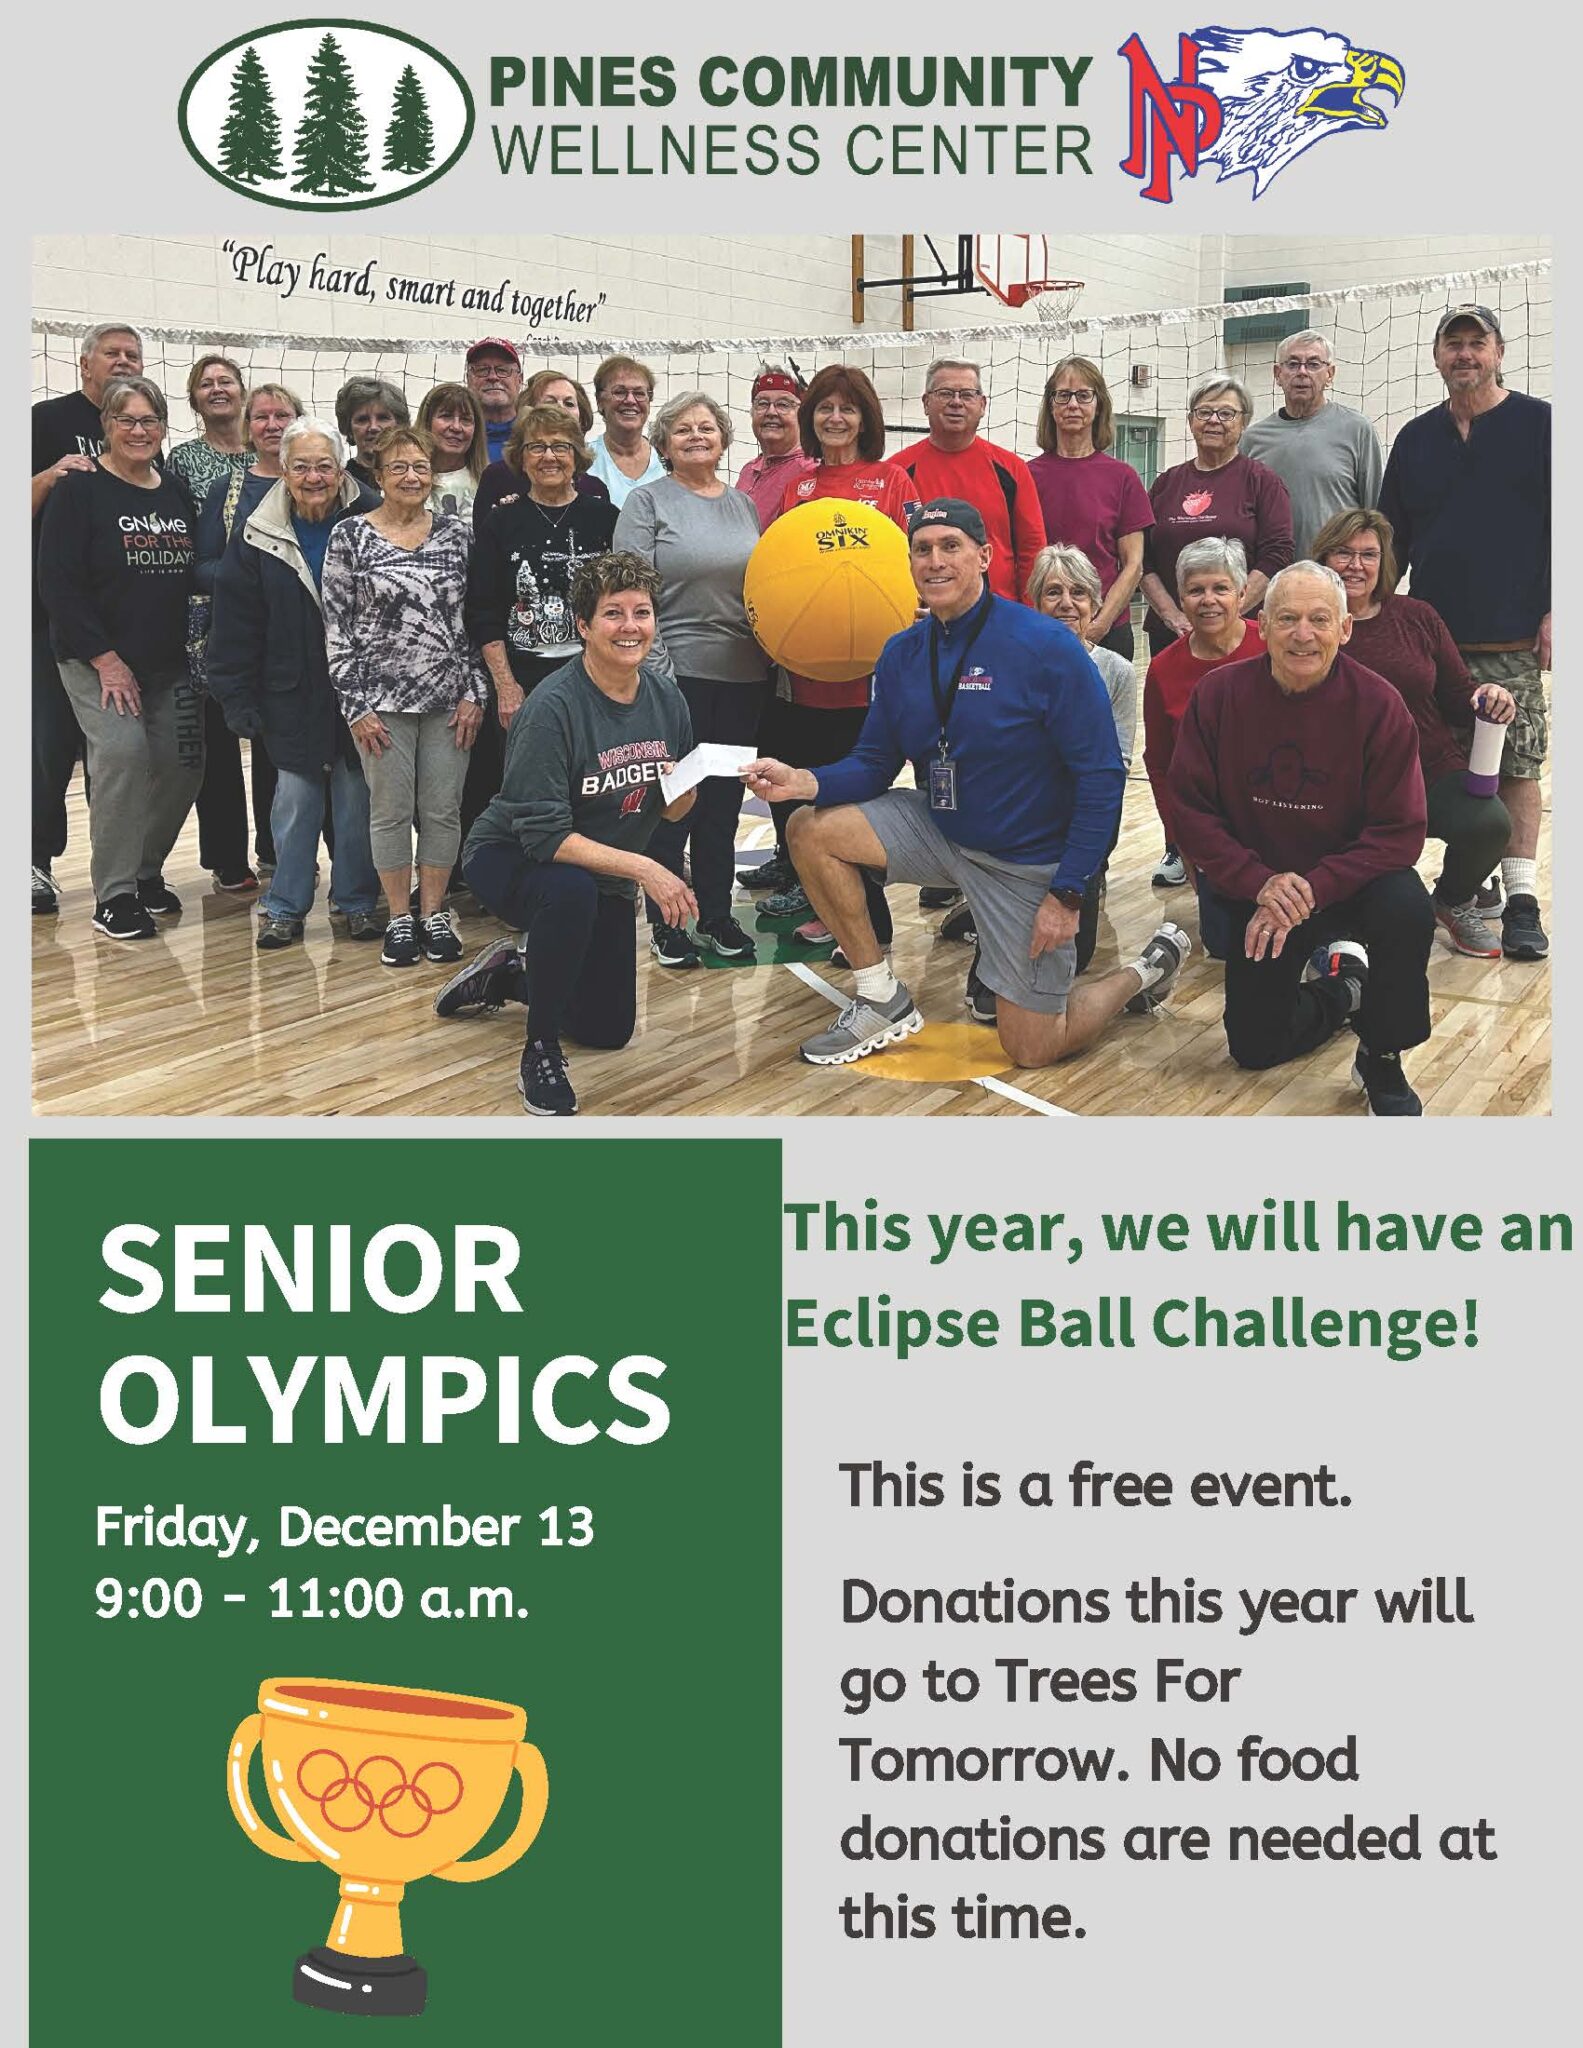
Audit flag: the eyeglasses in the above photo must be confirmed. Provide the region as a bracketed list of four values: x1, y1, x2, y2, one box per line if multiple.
[1051, 389, 1097, 407]
[1192, 406, 1243, 423]
[382, 460, 432, 478]
[1279, 356, 1331, 372]
[752, 397, 798, 413]
[604, 386, 650, 403]
[928, 386, 984, 402]
[113, 415, 162, 432]
[523, 440, 575, 457]
[1328, 547, 1382, 566]
[286, 459, 338, 477]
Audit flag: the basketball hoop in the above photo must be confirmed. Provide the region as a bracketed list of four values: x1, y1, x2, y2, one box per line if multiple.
[1030, 282, 1086, 326]
[973, 234, 1084, 322]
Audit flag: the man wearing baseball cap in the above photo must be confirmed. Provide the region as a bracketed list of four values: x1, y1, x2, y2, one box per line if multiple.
[735, 368, 815, 530]
[744, 499, 1190, 1070]
[1380, 305, 1551, 960]
[465, 339, 524, 464]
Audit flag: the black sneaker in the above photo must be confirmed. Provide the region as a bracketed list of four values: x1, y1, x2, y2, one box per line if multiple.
[695, 914, 756, 960]
[421, 911, 464, 964]
[518, 1038, 577, 1116]
[32, 864, 60, 915]
[940, 903, 977, 945]
[1306, 938, 1369, 1017]
[345, 911, 385, 942]
[650, 924, 701, 969]
[1352, 1046, 1423, 1116]
[1501, 895, 1549, 960]
[434, 938, 526, 1018]
[919, 886, 964, 912]
[381, 912, 421, 968]
[92, 894, 156, 941]
[738, 853, 793, 893]
[211, 868, 259, 895]
[965, 950, 996, 1025]
[137, 877, 182, 916]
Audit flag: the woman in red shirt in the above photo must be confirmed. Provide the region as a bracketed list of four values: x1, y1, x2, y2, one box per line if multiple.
[763, 364, 916, 937]
[1142, 536, 1266, 959]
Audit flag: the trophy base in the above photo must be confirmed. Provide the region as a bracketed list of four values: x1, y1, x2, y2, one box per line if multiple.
[293, 1946, 428, 2017]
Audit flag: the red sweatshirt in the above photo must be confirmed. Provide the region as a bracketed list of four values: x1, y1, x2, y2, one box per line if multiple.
[1143, 620, 1266, 844]
[1168, 651, 1426, 910]
[893, 437, 1046, 603]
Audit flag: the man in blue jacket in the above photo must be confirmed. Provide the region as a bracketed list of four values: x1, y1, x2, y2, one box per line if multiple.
[744, 499, 1190, 1069]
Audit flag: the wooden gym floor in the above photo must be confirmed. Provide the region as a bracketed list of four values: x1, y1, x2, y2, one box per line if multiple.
[32, 733, 1551, 1118]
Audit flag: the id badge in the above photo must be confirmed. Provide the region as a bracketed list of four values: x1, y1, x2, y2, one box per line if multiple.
[928, 756, 959, 812]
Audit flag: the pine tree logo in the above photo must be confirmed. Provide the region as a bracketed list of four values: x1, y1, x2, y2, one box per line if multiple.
[178, 22, 475, 212]
[383, 64, 435, 176]
[218, 45, 284, 184]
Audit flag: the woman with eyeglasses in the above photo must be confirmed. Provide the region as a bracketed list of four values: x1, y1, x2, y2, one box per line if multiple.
[37, 375, 202, 941]
[1312, 506, 1514, 960]
[1026, 358, 1154, 660]
[471, 370, 612, 527]
[323, 426, 489, 969]
[464, 404, 619, 869]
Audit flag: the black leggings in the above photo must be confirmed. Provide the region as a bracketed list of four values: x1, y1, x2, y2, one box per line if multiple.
[463, 847, 636, 1051]
[1425, 769, 1511, 904]
[645, 675, 769, 926]
[768, 697, 892, 945]
[1221, 868, 1434, 1071]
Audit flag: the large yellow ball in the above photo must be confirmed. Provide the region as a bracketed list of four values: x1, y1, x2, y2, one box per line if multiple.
[744, 498, 917, 683]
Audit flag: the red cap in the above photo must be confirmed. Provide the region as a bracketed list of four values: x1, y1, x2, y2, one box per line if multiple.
[752, 368, 803, 399]
[466, 338, 521, 367]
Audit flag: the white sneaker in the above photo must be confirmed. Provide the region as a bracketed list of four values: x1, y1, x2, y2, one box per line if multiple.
[1125, 923, 1193, 1013]
[799, 984, 924, 1065]
[1152, 850, 1188, 888]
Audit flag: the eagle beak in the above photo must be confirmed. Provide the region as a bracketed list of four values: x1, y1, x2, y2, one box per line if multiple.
[1299, 47, 1406, 126]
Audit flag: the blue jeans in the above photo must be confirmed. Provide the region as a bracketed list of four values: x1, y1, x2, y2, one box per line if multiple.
[262, 758, 378, 923]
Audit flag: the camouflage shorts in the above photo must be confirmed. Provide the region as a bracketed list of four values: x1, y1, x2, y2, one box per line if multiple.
[1462, 650, 1548, 780]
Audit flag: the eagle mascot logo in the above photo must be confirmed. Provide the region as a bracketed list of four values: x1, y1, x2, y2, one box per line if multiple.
[1121, 27, 1406, 201]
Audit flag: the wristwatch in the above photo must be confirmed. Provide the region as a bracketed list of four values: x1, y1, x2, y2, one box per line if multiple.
[1049, 885, 1084, 911]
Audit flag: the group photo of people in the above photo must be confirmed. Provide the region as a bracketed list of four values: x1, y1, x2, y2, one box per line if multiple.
[30, 236, 1551, 1119]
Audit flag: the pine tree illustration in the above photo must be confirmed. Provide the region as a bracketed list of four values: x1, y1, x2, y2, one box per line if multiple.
[218, 45, 284, 184]
[290, 32, 374, 197]
[382, 65, 436, 175]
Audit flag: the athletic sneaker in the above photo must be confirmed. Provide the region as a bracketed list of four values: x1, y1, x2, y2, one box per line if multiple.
[518, 1038, 577, 1116]
[212, 868, 259, 895]
[695, 914, 756, 960]
[381, 912, 421, 968]
[1501, 895, 1549, 961]
[1474, 876, 1504, 914]
[799, 983, 924, 1066]
[434, 938, 526, 1019]
[1434, 896, 1501, 959]
[940, 903, 977, 945]
[92, 894, 156, 941]
[650, 923, 701, 969]
[345, 911, 385, 942]
[1123, 922, 1193, 1014]
[763, 882, 812, 919]
[965, 951, 996, 1025]
[794, 918, 832, 944]
[1152, 849, 1188, 888]
[919, 886, 963, 912]
[137, 876, 182, 916]
[421, 911, 464, 964]
[1305, 938, 1369, 1010]
[738, 853, 794, 893]
[32, 864, 60, 915]
[1352, 1046, 1422, 1117]
[255, 913, 303, 951]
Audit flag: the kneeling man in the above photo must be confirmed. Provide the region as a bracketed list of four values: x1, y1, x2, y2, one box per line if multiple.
[745, 499, 1189, 1070]
[437, 553, 695, 1115]
[1169, 561, 1433, 1115]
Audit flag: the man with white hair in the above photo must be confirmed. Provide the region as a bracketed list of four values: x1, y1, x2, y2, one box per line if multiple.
[895, 358, 1046, 604]
[1242, 330, 1383, 558]
[31, 321, 145, 913]
[1169, 561, 1433, 1115]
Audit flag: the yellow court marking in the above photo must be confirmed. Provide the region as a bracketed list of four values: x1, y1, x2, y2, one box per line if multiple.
[859, 1020, 1021, 1084]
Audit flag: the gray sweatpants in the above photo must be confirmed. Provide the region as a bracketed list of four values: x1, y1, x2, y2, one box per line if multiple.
[356, 706, 471, 873]
[58, 658, 204, 904]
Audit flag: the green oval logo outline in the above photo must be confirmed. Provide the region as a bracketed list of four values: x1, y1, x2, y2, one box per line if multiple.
[177, 18, 475, 213]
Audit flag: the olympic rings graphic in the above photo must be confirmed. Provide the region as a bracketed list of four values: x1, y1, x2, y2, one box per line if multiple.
[296, 1749, 465, 1837]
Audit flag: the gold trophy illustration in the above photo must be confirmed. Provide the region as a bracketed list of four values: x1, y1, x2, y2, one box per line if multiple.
[227, 1677, 549, 2017]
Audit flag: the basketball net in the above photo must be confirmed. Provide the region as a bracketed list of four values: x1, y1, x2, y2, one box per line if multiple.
[1031, 282, 1085, 326]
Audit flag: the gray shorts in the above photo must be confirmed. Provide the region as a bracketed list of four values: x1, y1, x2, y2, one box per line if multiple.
[859, 789, 1075, 1015]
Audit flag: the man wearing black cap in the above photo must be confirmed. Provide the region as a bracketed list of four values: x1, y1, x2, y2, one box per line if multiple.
[465, 339, 524, 465]
[1380, 305, 1551, 960]
[744, 499, 1190, 1069]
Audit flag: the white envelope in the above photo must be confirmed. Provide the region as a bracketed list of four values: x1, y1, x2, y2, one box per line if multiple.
[658, 743, 759, 805]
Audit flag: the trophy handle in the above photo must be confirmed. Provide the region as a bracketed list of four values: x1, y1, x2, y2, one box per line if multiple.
[227, 1713, 314, 1863]
[432, 1741, 549, 1885]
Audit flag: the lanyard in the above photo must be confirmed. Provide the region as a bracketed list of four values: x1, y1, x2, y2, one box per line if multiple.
[927, 587, 993, 760]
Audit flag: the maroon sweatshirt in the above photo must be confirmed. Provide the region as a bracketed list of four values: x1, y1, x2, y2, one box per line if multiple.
[1342, 594, 1480, 787]
[1168, 650, 1426, 910]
